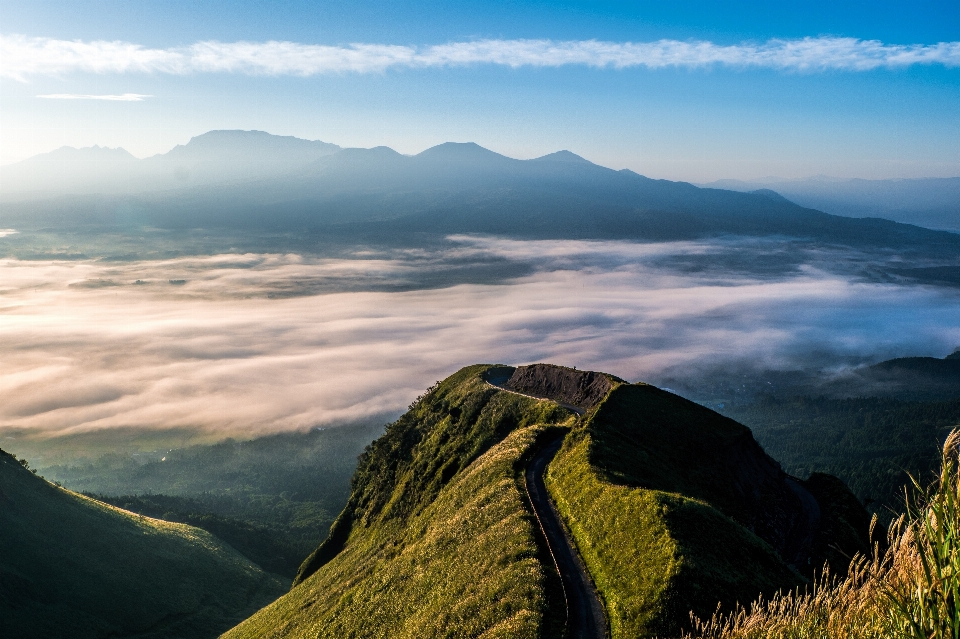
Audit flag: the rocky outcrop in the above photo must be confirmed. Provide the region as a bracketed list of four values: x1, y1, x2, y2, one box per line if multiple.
[503, 364, 624, 410]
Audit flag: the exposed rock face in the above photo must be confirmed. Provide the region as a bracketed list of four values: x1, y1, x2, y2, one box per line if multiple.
[503, 364, 624, 410]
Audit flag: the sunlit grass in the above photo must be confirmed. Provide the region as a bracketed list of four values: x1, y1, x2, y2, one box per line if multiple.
[546, 432, 799, 638]
[223, 366, 573, 639]
[545, 382, 806, 638]
[225, 426, 555, 639]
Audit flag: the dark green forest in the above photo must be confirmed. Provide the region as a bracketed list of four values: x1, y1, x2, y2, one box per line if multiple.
[725, 396, 960, 517]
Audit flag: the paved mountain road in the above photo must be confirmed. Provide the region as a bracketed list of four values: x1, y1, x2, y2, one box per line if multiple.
[487, 380, 607, 638]
[526, 436, 608, 639]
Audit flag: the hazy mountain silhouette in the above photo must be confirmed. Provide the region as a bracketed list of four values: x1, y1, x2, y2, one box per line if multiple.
[144, 130, 341, 188]
[0, 130, 340, 197]
[2, 132, 959, 258]
[705, 176, 960, 232]
[0, 146, 141, 195]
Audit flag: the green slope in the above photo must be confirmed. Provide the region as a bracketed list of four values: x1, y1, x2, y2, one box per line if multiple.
[0, 449, 286, 639]
[223, 365, 573, 639]
[27, 423, 382, 577]
[545, 381, 867, 637]
[224, 365, 867, 639]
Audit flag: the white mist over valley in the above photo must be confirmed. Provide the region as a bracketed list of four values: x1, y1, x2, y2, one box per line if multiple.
[2, 235, 958, 438]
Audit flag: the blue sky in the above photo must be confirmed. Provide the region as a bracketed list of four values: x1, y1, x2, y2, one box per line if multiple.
[1, 0, 958, 180]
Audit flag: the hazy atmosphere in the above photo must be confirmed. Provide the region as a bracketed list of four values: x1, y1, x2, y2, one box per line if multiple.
[0, 0, 958, 444]
[3, 3, 960, 639]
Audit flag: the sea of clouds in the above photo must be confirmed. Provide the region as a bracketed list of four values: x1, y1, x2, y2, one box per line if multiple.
[1, 235, 958, 437]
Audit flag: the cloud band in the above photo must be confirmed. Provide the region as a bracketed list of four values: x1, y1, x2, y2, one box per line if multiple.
[3, 34, 959, 80]
[36, 93, 152, 101]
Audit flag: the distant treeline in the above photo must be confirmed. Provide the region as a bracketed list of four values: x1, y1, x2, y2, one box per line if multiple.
[726, 395, 960, 517]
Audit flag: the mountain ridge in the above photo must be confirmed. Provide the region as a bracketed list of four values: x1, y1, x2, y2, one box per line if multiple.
[226, 363, 868, 639]
[3, 131, 960, 270]
[0, 129, 342, 196]
[703, 175, 960, 231]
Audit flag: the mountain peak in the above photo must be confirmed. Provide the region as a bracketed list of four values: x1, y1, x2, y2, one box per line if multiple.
[415, 142, 509, 160]
[267, 365, 868, 639]
[187, 129, 288, 144]
[174, 130, 340, 154]
[531, 150, 592, 164]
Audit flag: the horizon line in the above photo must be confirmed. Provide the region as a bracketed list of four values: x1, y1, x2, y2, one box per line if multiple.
[3, 132, 959, 183]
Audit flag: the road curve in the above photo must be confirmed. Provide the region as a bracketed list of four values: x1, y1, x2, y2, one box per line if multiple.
[526, 436, 608, 639]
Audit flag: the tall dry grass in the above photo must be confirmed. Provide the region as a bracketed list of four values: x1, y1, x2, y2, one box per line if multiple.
[682, 429, 960, 639]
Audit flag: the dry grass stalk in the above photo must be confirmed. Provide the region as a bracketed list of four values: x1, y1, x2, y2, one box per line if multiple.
[680, 429, 960, 639]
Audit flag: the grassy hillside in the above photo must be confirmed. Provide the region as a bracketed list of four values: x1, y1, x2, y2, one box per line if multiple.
[224, 365, 574, 639]
[85, 493, 306, 578]
[0, 449, 286, 639]
[224, 365, 867, 639]
[545, 383, 814, 637]
[548, 442, 800, 638]
[684, 432, 960, 639]
[24, 423, 382, 577]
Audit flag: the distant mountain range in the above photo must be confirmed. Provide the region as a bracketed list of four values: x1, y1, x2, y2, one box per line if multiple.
[1, 131, 958, 259]
[703, 176, 960, 232]
[0, 130, 341, 196]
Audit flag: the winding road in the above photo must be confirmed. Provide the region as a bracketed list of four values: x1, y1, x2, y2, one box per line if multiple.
[526, 435, 608, 639]
[491, 367, 822, 637]
[487, 377, 607, 638]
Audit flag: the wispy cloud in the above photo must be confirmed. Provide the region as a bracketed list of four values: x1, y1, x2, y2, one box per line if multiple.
[3, 34, 959, 80]
[36, 93, 152, 101]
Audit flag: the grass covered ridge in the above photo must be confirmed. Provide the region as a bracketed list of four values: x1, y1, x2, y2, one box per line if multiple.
[547, 431, 799, 638]
[225, 366, 867, 639]
[31, 423, 383, 578]
[0, 449, 286, 639]
[544, 381, 858, 637]
[224, 365, 575, 639]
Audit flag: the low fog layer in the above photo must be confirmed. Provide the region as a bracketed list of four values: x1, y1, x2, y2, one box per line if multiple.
[1, 236, 959, 437]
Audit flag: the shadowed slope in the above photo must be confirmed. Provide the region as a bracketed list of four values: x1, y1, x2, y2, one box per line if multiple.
[0, 449, 285, 639]
[544, 380, 870, 637]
